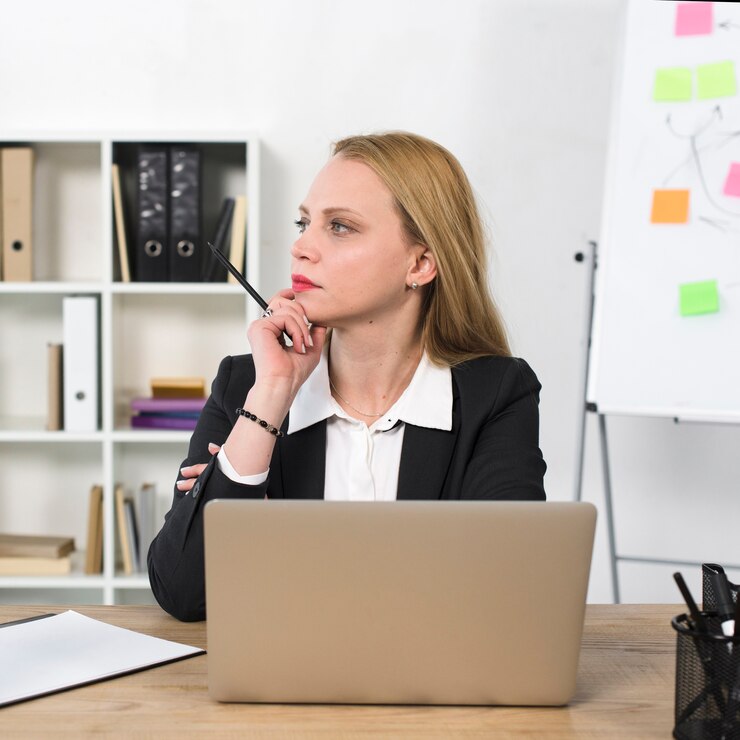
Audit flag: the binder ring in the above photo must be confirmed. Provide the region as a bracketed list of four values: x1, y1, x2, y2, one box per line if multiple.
[144, 240, 163, 258]
[177, 240, 195, 258]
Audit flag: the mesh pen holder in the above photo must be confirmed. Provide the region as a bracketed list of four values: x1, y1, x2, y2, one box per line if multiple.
[672, 612, 740, 740]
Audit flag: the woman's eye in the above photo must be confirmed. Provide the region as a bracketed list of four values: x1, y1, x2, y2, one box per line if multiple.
[330, 221, 353, 235]
[294, 218, 308, 234]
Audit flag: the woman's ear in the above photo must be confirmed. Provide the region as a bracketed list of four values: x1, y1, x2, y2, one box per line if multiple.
[407, 245, 437, 288]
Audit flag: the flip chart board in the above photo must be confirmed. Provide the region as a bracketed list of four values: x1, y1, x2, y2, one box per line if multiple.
[587, 0, 740, 421]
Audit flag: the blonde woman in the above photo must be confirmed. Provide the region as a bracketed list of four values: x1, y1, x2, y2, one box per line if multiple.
[149, 132, 547, 622]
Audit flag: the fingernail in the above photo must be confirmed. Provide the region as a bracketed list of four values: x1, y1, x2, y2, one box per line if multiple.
[307, 333, 314, 347]
[303, 315, 311, 326]
[302, 341, 307, 354]
[180, 467, 188, 475]
[176, 479, 187, 488]
[208, 442, 218, 450]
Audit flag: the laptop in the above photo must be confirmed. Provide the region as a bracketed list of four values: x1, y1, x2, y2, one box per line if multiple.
[204, 500, 596, 706]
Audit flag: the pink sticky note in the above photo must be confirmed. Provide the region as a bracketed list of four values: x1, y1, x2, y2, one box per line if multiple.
[723, 163, 740, 198]
[675, 2, 713, 36]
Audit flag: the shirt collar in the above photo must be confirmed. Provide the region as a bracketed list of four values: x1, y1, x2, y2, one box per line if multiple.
[288, 341, 452, 434]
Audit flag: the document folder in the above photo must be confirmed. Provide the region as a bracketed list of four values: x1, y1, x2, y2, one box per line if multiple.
[168, 147, 202, 282]
[1, 147, 34, 281]
[0, 611, 204, 708]
[135, 148, 168, 281]
[62, 295, 100, 432]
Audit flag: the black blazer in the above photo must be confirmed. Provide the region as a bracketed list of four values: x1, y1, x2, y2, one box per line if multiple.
[148, 354, 547, 621]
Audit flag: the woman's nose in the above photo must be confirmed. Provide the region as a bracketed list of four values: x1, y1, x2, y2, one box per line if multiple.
[290, 232, 318, 261]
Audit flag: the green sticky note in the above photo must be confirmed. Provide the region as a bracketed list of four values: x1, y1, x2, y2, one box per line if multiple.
[679, 280, 719, 316]
[654, 67, 692, 101]
[697, 61, 736, 99]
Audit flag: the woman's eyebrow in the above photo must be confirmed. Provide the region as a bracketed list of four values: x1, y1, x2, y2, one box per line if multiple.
[298, 204, 363, 218]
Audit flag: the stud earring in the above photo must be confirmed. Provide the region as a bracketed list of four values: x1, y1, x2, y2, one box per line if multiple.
[411, 282, 419, 290]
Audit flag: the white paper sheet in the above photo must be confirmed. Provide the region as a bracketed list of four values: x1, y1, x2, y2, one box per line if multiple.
[0, 610, 204, 707]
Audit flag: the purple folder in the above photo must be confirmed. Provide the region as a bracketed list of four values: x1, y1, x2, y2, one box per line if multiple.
[130, 397, 206, 413]
[131, 415, 198, 431]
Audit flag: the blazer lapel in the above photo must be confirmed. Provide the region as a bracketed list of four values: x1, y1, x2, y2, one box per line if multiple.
[397, 421, 459, 500]
[279, 420, 327, 499]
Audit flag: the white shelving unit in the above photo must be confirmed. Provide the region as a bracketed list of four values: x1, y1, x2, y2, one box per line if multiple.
[0, 131, 260, 605]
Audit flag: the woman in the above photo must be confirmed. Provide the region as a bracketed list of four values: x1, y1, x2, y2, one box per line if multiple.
[148, 132, 546, 622]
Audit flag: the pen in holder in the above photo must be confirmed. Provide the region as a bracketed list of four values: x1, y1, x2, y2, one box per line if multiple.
[672, 612, 740, 739]
[672, 566, 740, 740]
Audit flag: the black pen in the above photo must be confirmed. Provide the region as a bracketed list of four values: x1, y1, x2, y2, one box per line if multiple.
[207, 241, 300, 347]
[207, 242, 268, 310]
[674, 572, 709, 634]
[705, 564, 736, 637]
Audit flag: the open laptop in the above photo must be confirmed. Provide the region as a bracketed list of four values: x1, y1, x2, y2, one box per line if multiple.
[204, 500, 596, 706]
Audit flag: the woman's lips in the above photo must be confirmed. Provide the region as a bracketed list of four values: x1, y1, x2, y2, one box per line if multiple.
[292, 274, 319, 291]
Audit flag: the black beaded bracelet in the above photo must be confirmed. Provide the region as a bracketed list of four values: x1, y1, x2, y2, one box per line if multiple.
[235, 408, 284, 437]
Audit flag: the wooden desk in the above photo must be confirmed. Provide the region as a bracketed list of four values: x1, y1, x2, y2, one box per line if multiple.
[0, 604, 677, 738]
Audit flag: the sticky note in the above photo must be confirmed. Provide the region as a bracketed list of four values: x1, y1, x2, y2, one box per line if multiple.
[723, 163, 740, 198]
[696, 61, 736, 99]
[653, 67, 692, 101]
[679, 280, 719, 316]
[675, 2, 713, 36]
[651, 189, 690, 223]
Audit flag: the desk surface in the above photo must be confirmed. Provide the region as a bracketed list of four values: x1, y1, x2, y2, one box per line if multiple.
[0, 603, 677, 738]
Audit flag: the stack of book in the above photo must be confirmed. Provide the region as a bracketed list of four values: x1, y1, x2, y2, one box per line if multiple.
[0, 533, 75, 575]
[130, 376, 206, 431]
[130, 397, 206, 431]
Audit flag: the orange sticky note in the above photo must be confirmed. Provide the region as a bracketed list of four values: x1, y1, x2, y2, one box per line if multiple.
[651, 189, 690, 223]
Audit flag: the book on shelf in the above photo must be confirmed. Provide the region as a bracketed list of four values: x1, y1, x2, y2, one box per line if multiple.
[1, 146, 33, 282]
[124, 498, 140, 572]
[227, 195, 247, 286]
[137, 483, 157, 571]
[84, 484, 103, 575]
[114, 484, 134, 575]
[111, 163, 131, 283]
[0, 556, 71, 576]
[204, 197, 235, 282]
[131, 397, 206, 413]
[150, 377, 205, 399]
[131, 415, 198, 431]
[0, 533, 75, 559]
[46, 342, 63, 431]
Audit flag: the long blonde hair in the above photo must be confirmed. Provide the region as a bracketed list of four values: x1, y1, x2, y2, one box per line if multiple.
[333, 131, 511, 365]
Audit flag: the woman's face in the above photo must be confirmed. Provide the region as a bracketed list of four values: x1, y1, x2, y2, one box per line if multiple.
[290, 155, 419, 328]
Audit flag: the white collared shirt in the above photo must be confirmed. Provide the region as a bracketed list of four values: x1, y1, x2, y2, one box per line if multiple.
[218, 344, 453, 500]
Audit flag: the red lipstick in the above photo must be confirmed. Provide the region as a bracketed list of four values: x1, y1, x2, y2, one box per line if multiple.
[292, 274, 319, 292]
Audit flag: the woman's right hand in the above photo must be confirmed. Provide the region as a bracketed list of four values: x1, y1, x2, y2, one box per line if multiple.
[176, 442, 220, 493]
[246, 289, 327, 400]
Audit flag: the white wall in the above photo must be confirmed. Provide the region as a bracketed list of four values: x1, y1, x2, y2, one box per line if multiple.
[2, 0, 737, 603]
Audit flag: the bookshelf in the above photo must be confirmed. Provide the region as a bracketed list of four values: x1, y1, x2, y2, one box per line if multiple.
[0, 131, 260, 605]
